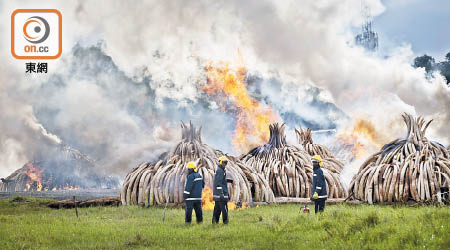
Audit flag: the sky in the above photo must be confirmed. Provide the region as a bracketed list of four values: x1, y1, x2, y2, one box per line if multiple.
[375, 0, 450, 61]
[0, 0, 448, 179]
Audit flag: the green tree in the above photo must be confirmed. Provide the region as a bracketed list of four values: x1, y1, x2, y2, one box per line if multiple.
[437, 53, 450, 84]
[413, 54, 435, 73]
[413, 53, 450, 85]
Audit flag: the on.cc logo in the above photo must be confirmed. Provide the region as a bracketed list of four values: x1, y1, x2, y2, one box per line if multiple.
[23, 16, 50, 44]
[11, 9, 62, 60]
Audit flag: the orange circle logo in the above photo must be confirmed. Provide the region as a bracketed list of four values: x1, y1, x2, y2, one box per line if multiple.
[23, 16, 50, 44]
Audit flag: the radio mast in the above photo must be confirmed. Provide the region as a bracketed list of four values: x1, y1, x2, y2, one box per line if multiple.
[355, 0, 379, 51]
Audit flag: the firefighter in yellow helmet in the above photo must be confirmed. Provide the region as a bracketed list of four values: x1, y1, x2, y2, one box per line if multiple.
[310, 155, 327, 213]
[183, 161, 204, 224]
[212, 156, 230, 224]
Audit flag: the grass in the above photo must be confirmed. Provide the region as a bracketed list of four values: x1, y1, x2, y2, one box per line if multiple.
[0, 196, 449, 249]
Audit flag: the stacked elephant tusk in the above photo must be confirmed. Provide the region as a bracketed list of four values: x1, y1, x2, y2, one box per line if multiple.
[120, 122, 275, 206]
[348, 113, 450, 204]
[295, 126, 345, 174]
[240, 123, 347, 198]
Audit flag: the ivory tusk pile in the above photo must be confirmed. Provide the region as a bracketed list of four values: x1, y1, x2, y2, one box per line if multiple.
[120, 121, 275, 206]
[347, 113, 450, 204]
[240, 123, 347, 198]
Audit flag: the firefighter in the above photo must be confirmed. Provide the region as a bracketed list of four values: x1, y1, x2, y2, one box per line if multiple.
[310, 155, 327, 213]
[212, 156, 229, 224]
[183, 161, 204, 224]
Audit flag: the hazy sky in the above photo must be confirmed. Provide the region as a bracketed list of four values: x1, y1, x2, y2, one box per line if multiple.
[374, 0, 450, 61]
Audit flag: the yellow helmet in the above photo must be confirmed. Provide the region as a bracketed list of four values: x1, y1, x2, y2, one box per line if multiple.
[312, 155, 323, 167]
[186, 161, 197, 172]
[218, 156, 228, 165]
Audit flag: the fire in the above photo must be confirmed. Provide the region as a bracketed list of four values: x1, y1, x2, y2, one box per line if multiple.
[203, 60, 279, 153]
[22, 162, 80, 191]
[50, 185, 80, 191]
[202, 186, 215, 210]
[336, 118, 386, 159]
[24, 162, 44, 191]
[59, 184, 80, 191]
[201, 187, 248, 210]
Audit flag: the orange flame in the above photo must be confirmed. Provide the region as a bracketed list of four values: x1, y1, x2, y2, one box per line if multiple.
[203, 60, 278, 153]
[202, 186, 215, 210]
[50, 185, 81, 191]
[201, 187, 247, 210]
[336, 118, 386, 159]
[24, 162, 44, 191]
[23, 162, 81, 191]
[60, 184, 80, 190]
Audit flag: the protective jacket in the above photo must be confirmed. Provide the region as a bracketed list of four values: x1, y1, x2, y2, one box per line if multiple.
[311, 165, 327, 201]
[213, 165, 229, 201]
[183, 172, 204, 201]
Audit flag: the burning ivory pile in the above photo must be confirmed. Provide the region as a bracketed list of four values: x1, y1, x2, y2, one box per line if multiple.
[240, 123, 347, 198]
[348, 113, 450, 203]
[120, 122, 275, 206]
[0, 163, 38, 192]
[295, 126, 345, 174]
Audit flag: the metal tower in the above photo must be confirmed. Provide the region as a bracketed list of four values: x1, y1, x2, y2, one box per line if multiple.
[355, 1, 378, 51]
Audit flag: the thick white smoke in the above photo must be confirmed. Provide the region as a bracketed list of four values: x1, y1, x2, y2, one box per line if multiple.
[0, 0, 448, 180]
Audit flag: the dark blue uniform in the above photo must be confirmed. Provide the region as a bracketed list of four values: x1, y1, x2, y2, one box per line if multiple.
[310, 164, 327, 213]
[183, 171, 204, 223]
[212, 165, 229, 224]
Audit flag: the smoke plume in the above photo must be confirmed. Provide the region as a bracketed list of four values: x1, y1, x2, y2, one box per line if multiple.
[0, 0, 448, 182]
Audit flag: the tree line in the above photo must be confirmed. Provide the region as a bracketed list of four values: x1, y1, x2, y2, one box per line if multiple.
[413, 52, 450, 85]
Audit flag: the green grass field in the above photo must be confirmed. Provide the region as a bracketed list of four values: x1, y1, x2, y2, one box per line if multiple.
[0, 197, 448, 250]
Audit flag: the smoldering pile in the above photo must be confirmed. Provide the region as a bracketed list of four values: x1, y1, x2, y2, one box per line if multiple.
[295, 126, 347, 198]
[240, 123, 347, 198]
[120, 122, 275, 206]
[348, 113, 450, 204]
[0, 145, 119, 192]
[295, 126, 345, 174]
